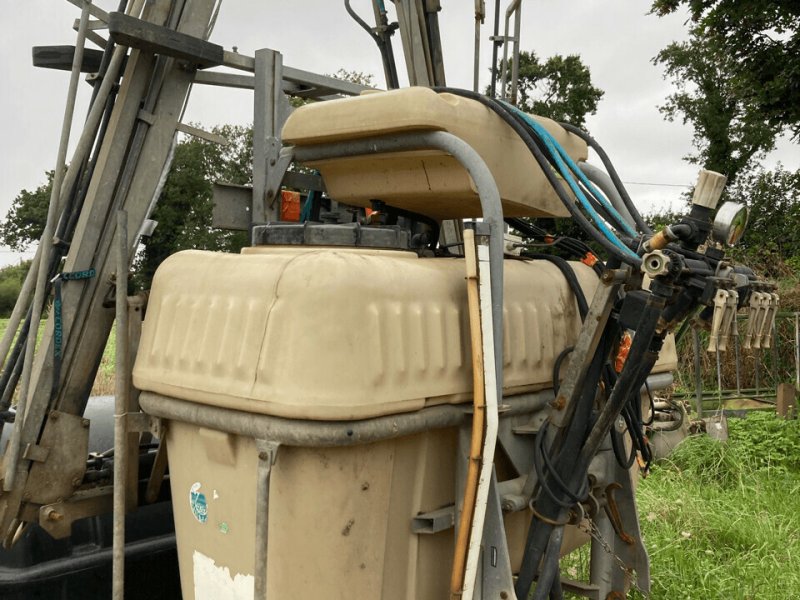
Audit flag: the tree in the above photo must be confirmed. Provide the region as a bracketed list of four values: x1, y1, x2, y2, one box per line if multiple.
[135, 124, 251, 287]
[504, 51, 604, 128]
[0, 172, 52, 251]
[725, 164, 800, 275]
[651, 0, 800, 139]
[653, 30, 781, 183]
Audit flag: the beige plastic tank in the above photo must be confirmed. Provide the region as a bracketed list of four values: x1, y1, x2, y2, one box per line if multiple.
[133, 248, 657, 420]
[281, 87, 588, 220]
[135, 248, 677, 599]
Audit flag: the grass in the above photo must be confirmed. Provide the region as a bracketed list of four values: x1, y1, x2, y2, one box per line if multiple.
[0, 317, 116, 397]
[562, 412, 800, 599]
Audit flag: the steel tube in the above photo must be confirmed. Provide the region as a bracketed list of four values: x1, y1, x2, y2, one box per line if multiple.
[140, 392, 551, 447]
[3, 1, 91, 490]
[499, 0, 521, 100]
[292, 130, 505, 396]
[112, 210, 129, 600]
[509, 0, 522, 105]
[795, 312, 799, 390]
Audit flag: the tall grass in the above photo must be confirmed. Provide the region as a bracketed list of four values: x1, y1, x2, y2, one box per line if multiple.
[637, 412, 800, 599]
[0, 318, 116, 397]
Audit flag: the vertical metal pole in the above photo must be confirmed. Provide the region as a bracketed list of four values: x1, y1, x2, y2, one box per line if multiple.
[112, 210, 130, 600]
[473, 0, 484, 92]
[253, 49, 283, 226]
[771, 319, 779, 393]
[733, 318, 742, 395]
[755, 349, 761, 397]
[692, 327, 703, 418]
[714, 341, 722, 404]
[489, 0, 501, 96]
[254, 441, 279, 600]
[509, 1, 522, 105]
[794, 312, 799, 391]
[4, 0, 91, 490]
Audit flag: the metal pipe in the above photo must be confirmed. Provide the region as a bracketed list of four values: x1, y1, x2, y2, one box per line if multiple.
[3, 1, 91, 491]
[473, 0, 484, 92]
[489, 0, 501, 96]
[253, 440, 279, 600]
[140, 392, 550, 447]
[499, 0, 521, 100]
[578, 162, 636, 230]
[794, 312, 799, 391]
[509, 0, 522, 105]
[112, 210, 129, 600]
[292, 130, 505, 384]
[692, 327, 703, 418]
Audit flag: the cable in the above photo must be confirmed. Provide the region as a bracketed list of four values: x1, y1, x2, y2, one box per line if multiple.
[431, 87, 642, 268]
[558, 121, 652, 235]
[503, 104, 638, 239]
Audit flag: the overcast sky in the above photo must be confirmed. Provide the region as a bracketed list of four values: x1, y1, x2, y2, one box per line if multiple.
[1, 0, 797, 266]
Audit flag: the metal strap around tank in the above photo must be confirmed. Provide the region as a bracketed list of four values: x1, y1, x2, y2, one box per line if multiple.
[138, 391, 552, 447]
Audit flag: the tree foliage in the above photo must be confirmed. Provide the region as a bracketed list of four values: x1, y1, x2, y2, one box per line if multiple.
[653, 31, 781, 183]
[507, 51, 604, 128]
[651, 0, 800, 139]
[135, 124, 251, 287]
[0, 172, 52, 251]
[725, 164, 800, 275]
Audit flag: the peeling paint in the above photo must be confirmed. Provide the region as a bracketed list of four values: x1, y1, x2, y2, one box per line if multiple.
[193, 550, 254, 600]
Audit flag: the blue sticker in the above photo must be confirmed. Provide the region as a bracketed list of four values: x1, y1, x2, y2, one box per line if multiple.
[189, 482, 208, 524]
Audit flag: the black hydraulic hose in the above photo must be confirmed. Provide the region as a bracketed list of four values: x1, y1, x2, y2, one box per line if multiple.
[532, 525, 565, 600]
[558, 121, 652, 235]
[432, 88, 642, 267]
[506, 217, 594, 260]
[552, 346, 573, 396]
[345, 0, 399, 89]
[517, 294, 664, 598]
[527, 254, 589, 318]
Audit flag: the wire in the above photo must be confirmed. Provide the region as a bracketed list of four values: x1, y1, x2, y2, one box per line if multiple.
[559, 122, 653, 235]
[431, 87, 642, 267]
[503, 104, 638, 239]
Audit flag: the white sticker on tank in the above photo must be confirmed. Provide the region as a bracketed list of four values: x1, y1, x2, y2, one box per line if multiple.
[193, 550, 254, 600]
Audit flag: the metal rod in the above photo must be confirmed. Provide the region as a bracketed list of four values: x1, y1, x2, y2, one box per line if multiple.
[473, 0, 484, 92]
[489, 0, 501, 96]
[794, 312, 799, 391]
[509, 0, 522, 105]
[253, 440, 279, 600]
[112, 209, 129, 600]
[733, 321, 742, 395]
[499, 0, 521, 100]
[692, 327, 703, 418]
[140, 392, 550, 447]
[3, 1, 91, 491]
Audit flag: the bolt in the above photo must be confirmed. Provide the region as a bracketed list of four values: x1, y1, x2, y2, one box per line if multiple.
[81, 419, 90, 428]
[72, 477, 82, 488]
[361, 482, 370, 491]
[258, 451, 269, 461]
[269, 157, 276, 166]
[49, 411, 59, 420]
[550, 396, 566, 410]
[45, 508, 64, 522]
[500, 592, 509, 599]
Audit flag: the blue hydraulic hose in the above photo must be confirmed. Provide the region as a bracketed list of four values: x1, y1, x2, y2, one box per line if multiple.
[504, 105, 640, 260]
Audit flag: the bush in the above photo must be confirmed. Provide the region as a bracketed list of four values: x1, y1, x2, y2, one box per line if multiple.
[0, 261, 30, 317]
